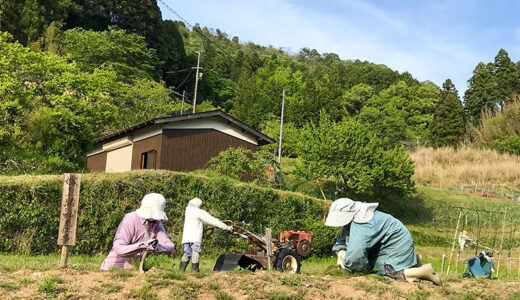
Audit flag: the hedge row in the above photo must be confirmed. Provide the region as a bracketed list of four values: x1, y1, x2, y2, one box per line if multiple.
[0, 171, 337, 256]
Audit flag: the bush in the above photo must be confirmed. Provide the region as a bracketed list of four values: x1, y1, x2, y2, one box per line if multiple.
[0, 171, 332, 255]
[209, 147, 272, 185]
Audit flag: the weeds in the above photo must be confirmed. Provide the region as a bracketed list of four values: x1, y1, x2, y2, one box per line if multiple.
[264, 290, 304, 300]
[20, 277, 36, 285]
[209, 282, 220, 290]
[406, 289, 430, 300]
[0, 282, 21, 291]
[38, 275, 65, 295]
[170, 280, 201, 299]
[159, 269, 186, 281]
[109, 267, 134, 278]
[129, 283, 158, 300]
[280, 275, 302, 286]
[100, 282, 123, 293]
[216, 290, 236, 300]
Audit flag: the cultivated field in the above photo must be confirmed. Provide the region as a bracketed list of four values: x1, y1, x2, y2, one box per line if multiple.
[1, 252, 520, 300]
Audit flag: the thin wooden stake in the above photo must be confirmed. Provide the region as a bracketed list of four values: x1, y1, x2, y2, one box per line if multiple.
[455, 253, 460, 275]
[496, 211, 507, 278]
[447, 211, 463, 275]
[266, 228, 272, 270]
[441, 253, 446, 274]
[507, 257, 511, 277]
[517, 249, 520, 279]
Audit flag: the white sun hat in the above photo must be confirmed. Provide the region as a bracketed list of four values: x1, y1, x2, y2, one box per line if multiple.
[324, 198, 379, 227]
[136, 193, 168, 220]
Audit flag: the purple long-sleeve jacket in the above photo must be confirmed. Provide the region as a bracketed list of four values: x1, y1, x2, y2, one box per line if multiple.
[100, 212, 175, 270]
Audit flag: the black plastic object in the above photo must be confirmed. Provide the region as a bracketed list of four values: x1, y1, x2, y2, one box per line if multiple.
[213, 253, 263, 272]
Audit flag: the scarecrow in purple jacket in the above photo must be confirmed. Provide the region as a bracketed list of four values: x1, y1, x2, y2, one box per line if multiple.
[100, 193, 175, 270]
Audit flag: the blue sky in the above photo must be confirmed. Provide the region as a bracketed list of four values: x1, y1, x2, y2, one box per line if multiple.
[159, 0, 520, 94]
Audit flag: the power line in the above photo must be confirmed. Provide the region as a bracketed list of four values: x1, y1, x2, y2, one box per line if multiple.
[157, 0, 240, 67]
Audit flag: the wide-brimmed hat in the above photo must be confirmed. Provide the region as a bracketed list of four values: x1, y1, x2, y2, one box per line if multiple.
[136, 193, 168, 220]
[324, 198, 378, 227]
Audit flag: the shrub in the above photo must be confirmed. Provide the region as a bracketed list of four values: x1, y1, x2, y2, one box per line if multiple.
[296, 112, 415, 195]
[0, 170, 330, 255]
[209, 147, 272, 185]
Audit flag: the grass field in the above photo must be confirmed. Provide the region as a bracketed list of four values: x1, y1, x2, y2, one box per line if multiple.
[2, 152, 520, 299]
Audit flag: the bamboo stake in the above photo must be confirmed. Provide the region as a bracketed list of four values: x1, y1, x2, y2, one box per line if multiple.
[496, 211, 507, 278]
[517, 249, 520, 279]
[447, 210, 463, 275]
[507, 257, 511, 277]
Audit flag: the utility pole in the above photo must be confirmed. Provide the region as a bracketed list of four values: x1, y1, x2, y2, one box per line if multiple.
[278, 88, 285, 164]
[192, 50, 203, 113]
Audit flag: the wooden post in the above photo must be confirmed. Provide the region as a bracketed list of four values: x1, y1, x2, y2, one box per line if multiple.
[266, 228, 272, 270]
[447, 210, 463, 275]
[496, 211, 507, 278]
[57, 173, 81, 268]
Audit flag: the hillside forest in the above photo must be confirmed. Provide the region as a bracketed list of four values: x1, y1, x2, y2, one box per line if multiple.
[1, 1, 520, 194]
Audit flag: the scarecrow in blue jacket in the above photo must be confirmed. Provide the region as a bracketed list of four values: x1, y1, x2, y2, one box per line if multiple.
[325, 198, 441, 285]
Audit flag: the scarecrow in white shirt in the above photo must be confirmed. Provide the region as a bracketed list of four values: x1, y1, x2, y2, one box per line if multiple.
[179, 197, 233, 272]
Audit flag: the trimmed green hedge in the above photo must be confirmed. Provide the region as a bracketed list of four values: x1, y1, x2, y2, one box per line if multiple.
[0, 171, 337, 256]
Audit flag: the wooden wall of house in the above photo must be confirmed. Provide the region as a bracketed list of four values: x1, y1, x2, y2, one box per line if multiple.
[86, 151, 107, 172]
[160, 129, 257, 172]
[131, 134, 163, 170]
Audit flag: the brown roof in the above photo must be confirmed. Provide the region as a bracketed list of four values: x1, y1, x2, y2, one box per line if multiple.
[94, 110, 276, 146]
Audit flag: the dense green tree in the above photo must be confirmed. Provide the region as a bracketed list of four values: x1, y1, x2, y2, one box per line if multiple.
[343, 83, 375, 115]
[464, 62, 496, 124]
[357, 81, 440, 147]
[62, 27, 161, 80]
[296, 112, 415, 195]
[464, 49, 520, 124]
[0, 32, 175, 173]
[493, 49, 520, 105]
[430, 79, 465, 148]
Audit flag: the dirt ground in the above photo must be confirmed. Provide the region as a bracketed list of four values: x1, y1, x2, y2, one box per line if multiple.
[1, 267, 520, 300]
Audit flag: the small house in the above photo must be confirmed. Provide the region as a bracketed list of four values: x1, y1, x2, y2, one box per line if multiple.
[86, 110, 275, 173]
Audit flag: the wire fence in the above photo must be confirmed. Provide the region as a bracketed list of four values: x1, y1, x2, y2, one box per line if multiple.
[441, 206, 520, 279]
[450, 185, 520, 201]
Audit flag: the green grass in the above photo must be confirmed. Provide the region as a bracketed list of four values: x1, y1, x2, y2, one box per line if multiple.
[38, 275, 65, 295]
[129, 283, 158, 300]
[99, 282, 123, 293]
[0, 253, 104, 271]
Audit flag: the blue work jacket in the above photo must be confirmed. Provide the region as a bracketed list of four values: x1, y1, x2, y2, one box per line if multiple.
[332, 210, 417, 275]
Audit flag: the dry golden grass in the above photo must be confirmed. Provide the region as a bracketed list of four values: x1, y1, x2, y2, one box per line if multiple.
[411, 146, 520, 190]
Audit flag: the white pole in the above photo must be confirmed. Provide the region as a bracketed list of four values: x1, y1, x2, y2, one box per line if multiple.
[192, 50, 203, 113]
[278, 88, 285, 164]
[181, 90, 185, 115]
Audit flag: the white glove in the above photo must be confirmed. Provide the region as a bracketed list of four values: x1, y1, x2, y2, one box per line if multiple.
[337, 250, 346, 269]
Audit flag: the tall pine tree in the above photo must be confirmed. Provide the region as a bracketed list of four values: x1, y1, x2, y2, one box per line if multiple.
[431, 79, 465, 148]
[464, 49, 520, 124]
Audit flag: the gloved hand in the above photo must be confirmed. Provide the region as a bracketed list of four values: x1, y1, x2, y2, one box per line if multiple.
[146, 238, 158, 251]
[226, 225, 234, 233]
[337, 249, 346, 269]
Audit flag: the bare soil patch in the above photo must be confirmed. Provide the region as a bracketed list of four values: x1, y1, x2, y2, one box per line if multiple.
[1, 268, 519, 299]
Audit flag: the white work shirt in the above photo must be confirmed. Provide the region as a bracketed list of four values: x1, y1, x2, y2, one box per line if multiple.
[181, 204, 228, 244]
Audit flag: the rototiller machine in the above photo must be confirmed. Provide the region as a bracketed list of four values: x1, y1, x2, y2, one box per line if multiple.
[213, 221, 313, 273]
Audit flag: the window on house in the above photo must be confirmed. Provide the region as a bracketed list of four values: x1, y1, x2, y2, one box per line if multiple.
[140, 150, 157, 169]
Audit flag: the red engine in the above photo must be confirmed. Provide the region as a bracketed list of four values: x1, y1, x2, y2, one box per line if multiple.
[277, 231, 313, 258]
